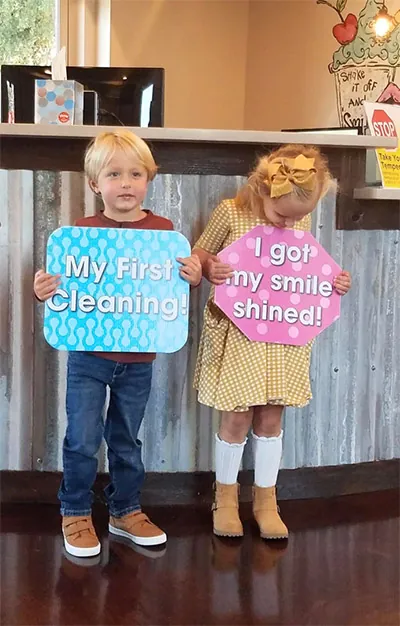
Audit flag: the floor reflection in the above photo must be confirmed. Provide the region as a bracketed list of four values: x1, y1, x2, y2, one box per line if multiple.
[1, 490, 398, 625]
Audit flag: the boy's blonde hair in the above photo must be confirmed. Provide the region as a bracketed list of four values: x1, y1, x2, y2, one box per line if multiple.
[84, 129, 158, 182]
[236, 144, 332, 217]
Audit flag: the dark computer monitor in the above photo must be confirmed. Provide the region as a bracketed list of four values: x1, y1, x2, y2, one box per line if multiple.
[0, 65, 164, 126]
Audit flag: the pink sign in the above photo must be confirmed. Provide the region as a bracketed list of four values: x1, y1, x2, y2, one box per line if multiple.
[214, 226, 342, 346]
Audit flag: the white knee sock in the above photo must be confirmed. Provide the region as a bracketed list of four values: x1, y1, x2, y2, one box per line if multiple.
[252, 430, 283, 488]
[215, 434, 247, 485]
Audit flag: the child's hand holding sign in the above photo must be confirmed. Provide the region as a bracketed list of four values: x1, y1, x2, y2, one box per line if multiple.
[177, 254, 202, 286]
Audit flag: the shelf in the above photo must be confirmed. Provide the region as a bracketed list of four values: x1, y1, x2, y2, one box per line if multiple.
[0, 123, 397, 150]
[354, 187, 400, 201]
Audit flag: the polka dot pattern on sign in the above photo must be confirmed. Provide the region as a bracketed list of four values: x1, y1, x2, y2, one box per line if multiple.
[214, 217, 341, 348]
[193, 199, 316, 411]
[259, 289, 270, 301]
[44, 227, 190, 354]
[228, 252, 239, 264]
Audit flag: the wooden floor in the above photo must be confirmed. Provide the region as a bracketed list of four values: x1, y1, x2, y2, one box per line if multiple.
[1, 490, 399, 626]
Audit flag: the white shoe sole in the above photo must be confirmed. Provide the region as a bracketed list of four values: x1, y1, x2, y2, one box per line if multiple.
[63, 531, 101, 557]
[108, 523, 167, 546]
[62, 547, 102, 566]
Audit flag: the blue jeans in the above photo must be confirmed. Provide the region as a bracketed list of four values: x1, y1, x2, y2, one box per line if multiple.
[58, 352, 153, 517]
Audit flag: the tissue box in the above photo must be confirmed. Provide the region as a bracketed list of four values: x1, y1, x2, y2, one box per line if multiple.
[35, 80, 84, 125]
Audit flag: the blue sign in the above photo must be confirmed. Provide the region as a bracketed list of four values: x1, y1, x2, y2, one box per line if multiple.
[44, 226, 191, 353]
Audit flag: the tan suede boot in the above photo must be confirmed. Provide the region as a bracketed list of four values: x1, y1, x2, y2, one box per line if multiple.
[253, 486, 288, 540]
[212, 482, 243, 537]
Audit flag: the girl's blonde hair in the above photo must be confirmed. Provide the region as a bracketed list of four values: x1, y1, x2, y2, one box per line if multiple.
[84, 130, 158, 182]
[236, 144, 332, 217]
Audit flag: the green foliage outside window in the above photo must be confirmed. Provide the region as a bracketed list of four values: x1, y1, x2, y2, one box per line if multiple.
[0, 0, 55, 65]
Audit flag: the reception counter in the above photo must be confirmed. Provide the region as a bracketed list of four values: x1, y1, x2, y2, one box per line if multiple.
[1, 124, 399, 504]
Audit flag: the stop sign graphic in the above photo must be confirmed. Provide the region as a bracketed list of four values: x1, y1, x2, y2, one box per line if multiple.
[214, 225, 342, 346]
[372, 109, 397, 138]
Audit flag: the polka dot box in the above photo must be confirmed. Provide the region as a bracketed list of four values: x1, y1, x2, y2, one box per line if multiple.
[35, 80, 84, 125]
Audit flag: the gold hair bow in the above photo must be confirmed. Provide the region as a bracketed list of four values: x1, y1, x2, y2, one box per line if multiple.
[265, 155, 317, 198]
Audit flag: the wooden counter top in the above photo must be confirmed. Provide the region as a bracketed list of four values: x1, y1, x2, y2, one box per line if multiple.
[1, 123, 399, 230]
[1, 123, 397, 149]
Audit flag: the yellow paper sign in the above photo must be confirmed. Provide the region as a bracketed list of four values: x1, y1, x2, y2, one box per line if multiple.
[364, 102, 400, 189]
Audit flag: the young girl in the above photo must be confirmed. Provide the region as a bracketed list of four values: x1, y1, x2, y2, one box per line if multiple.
[193, 145, 351, 540]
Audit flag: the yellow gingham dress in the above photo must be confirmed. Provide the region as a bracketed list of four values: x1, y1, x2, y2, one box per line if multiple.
[193, 199, 313, 412]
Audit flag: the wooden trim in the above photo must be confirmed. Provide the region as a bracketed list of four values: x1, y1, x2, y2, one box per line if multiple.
[1, 135, 398, 229]
[57, 0, 69, 54]
[0, 135, 347, 176]
[1, 460, 398, 506]
[354, 187, 400, 201]
[340, 198, 400, 229]
[1, 123, 396, 148]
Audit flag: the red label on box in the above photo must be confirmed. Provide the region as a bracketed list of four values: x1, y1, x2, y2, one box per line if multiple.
[58, 111, 70, 123]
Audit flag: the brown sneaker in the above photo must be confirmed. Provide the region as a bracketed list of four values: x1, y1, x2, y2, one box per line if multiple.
[62, 515, 101, 558]
[109, 511, 167, 546]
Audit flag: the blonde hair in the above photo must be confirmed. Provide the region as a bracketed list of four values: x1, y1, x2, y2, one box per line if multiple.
[236, 144, 332, 217]
[84, 130, 158, 182]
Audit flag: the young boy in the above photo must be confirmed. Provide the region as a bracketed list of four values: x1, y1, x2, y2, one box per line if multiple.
[34, 130, 201, 558]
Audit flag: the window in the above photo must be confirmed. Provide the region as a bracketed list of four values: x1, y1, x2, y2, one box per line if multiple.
[0, 0, 56, 65]
[140, 84, 154, 128]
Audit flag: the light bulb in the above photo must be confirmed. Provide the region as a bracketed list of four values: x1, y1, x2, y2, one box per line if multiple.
[372, 6, 396, 41]
[374, 15, 392, 37]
